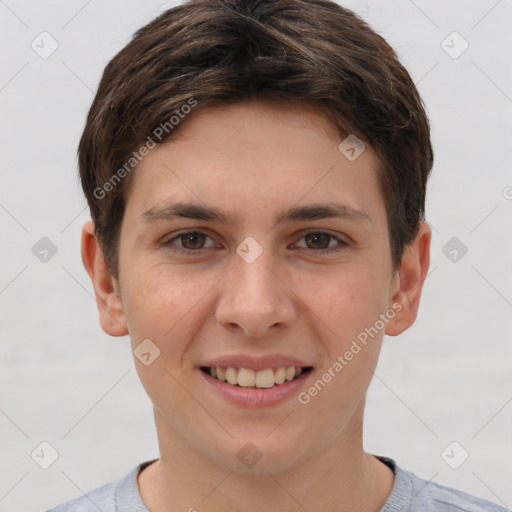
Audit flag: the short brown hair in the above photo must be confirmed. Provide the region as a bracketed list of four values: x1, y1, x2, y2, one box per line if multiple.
[79, 0, 433, 278]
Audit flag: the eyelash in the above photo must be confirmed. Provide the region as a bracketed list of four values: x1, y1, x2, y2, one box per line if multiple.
[162, 230, 348, 256]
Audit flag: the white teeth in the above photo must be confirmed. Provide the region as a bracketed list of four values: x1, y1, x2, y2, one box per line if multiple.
[285, 366, 295, 381]
[237, 367, 256, 387]
[207, 365, 307, 388]
[274, 366, 286, 384]
[225, 367, 238, 385]
[255, 368, 274, 388]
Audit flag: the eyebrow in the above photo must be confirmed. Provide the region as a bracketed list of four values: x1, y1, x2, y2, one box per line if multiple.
[140, 201, 372, 226]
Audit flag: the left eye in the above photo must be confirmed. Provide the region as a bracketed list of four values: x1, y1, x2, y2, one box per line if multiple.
[294, 231, 346, 251]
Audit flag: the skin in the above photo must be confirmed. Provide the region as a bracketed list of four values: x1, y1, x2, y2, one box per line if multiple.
[82, 101, 431, 511]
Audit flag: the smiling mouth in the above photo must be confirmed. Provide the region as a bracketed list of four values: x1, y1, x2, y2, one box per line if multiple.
[200, 366, 313, 389]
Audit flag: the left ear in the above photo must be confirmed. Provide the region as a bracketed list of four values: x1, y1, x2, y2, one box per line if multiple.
[385, 222, 431, 336]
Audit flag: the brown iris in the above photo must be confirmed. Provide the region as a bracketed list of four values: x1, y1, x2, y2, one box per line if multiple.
[304, 232, 331, 250]
[180, 232, 206, 250]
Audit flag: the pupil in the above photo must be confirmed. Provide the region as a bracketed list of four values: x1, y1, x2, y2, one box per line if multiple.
[306, 233, 329, 249]
[183, 232, 205, 249]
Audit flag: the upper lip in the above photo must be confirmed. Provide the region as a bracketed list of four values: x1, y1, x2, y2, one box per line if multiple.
[199, 354, 313, 371]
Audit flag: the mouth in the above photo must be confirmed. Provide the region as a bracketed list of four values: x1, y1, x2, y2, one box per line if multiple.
[200, 365, 314, 389]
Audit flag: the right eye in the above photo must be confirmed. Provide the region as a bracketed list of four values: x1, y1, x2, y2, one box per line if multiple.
[163, 230, 217, 254]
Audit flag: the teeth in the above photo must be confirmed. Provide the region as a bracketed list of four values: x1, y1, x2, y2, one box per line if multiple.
[207, 366, 307, 388]
[225, 367, 237, 385]
[274, 366, 286, 384]
[237, 367, 256, 387]
[255, 368, 274, 388]
[216, 367, 226, 382]
[285, 366, 295, 381]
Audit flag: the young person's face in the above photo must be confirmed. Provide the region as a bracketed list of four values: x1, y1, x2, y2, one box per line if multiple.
[84, 101, 430, 474]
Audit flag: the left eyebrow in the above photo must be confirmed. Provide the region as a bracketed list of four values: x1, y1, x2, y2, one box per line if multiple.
[275, 203, 372, 225]
[139, 201, 372, 226]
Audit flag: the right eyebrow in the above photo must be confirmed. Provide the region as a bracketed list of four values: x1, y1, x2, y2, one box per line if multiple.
[140, 202, 234, 225]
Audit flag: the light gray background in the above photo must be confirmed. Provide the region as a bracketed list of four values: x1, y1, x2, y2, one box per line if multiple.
[1, 1, 511, 510]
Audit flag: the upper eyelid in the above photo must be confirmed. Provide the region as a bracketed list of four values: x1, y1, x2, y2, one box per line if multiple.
[165, 228, 216, 241]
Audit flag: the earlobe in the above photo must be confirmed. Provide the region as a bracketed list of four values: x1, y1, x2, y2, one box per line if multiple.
[385, 222, 431, 337]
[81, 221, 128, 337]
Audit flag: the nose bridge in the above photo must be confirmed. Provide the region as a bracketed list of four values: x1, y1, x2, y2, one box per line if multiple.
[215, 243, 295, 336]
[236, 251, 277, 302]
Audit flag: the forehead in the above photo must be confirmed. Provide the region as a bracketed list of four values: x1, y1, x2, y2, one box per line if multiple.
[123, 101, 386, 227]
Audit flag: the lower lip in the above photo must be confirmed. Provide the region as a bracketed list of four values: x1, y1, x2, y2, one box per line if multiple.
[198, 368, 313, 407]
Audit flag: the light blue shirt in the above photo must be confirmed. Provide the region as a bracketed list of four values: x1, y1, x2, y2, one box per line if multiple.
[46, 457, 509, 511]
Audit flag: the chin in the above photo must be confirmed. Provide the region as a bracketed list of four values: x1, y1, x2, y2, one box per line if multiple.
[208, 434, 310, 476]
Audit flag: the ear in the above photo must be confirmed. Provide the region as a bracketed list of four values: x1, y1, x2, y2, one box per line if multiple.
[385, 222, 431, 336]
[81, 221, 128, 336]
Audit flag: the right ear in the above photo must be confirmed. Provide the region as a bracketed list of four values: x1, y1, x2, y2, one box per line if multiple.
[81, 221, 128, 336]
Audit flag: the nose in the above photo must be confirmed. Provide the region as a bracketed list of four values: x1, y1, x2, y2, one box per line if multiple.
[215, 247, 296, 338]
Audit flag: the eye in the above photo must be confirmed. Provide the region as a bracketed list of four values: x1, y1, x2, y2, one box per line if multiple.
[163, 230, 216, 254]
[294, 231, 348, 253]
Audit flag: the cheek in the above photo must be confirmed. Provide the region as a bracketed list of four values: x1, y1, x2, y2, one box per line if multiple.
[122, 265, 219, 357]
[290, 262, 389, 344]
[297, 272, 385, 415]
[122, 269, 208, 406]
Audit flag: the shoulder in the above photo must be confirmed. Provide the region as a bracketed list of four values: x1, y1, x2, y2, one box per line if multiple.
[45, 480, 118, 512]
[384, 461, 509, 512]
[45, 462, 151, 512]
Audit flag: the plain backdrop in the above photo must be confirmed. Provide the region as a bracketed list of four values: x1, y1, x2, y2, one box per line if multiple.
[1, 1, 511, 510]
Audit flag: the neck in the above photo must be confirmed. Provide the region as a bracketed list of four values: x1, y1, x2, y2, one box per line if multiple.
[138, 406, 394, 511]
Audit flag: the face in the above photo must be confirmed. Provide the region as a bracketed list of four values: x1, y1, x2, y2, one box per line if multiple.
[91, 101, 420, 475]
